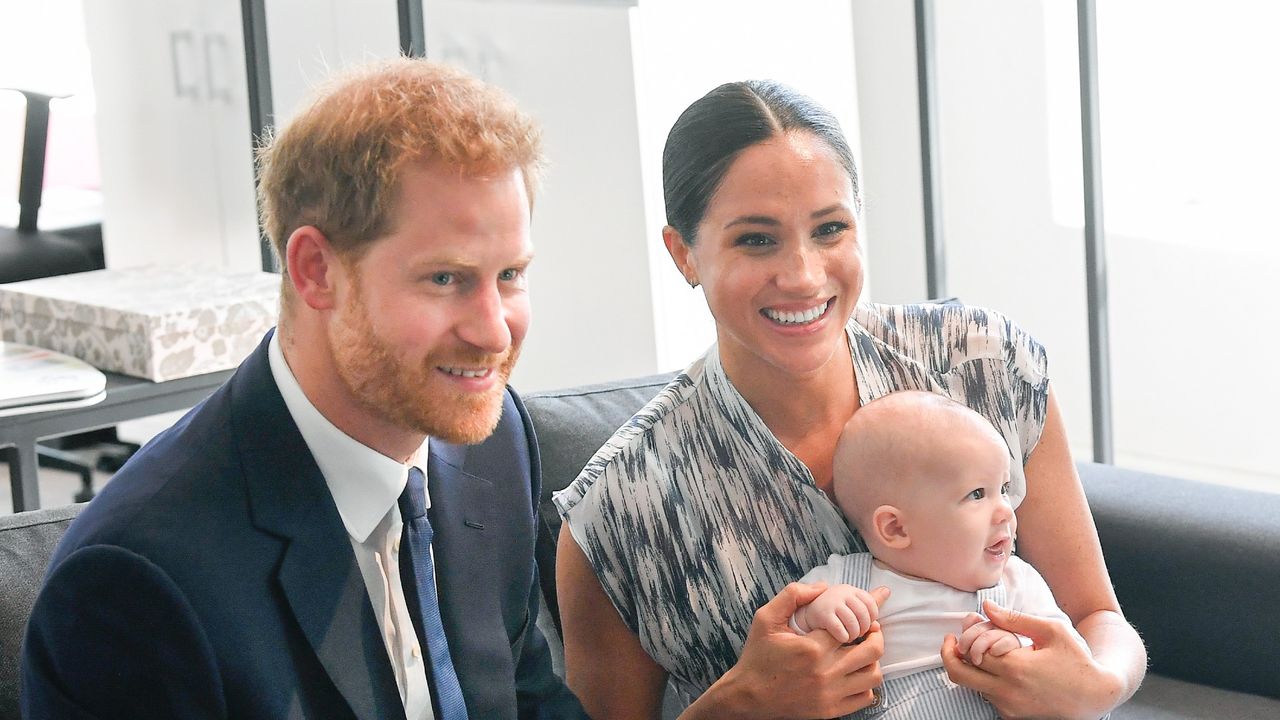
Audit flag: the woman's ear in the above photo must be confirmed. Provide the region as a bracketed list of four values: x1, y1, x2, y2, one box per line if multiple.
[872, 505, 911, 549]
[662, 225, 699, 288]
[285, 225, 343, 311]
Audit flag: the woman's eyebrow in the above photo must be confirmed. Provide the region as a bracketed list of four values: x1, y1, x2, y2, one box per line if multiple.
[724, 215, 780, 229]
[723, 204, 849, 229]
[811, 203, 847, 219]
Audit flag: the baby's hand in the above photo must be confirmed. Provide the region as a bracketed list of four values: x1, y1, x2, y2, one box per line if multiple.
[955, 611, 1024, 666]
[790, 584, 887, 644]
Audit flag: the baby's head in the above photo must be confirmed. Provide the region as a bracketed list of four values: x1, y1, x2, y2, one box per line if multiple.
[832, 391, 1016, 592]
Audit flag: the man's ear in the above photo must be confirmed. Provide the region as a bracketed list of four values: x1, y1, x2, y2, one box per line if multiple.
[285, 225, 343, 311]
[872, 505, 911, 549]
[662, 225, 699, 287]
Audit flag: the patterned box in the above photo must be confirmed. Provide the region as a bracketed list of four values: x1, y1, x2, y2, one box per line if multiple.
[0, 267, 280, 382]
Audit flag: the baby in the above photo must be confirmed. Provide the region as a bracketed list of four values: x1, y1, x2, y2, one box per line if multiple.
[791, 390, 1087, 718]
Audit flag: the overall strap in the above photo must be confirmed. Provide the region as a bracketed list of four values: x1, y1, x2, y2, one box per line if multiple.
[837, 552, 876, 589]
[974, 580, 1008, 613]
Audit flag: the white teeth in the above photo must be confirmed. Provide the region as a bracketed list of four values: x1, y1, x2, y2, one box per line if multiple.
[442, 367, 487, 378]
[763, 300, 830, 325]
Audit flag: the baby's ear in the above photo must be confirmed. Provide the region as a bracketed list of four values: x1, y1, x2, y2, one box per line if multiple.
[872, 505, 911, 549]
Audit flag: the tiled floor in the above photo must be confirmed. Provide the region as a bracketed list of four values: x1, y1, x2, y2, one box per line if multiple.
[0, 446, 116, 514]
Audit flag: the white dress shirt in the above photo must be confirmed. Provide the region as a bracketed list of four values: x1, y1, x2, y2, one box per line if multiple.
[268, 333, 434, 720]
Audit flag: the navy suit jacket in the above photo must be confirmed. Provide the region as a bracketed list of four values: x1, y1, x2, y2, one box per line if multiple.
[21, 332, 586, 719]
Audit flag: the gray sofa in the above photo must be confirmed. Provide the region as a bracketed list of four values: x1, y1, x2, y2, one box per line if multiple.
[2, 375, 1278, 719]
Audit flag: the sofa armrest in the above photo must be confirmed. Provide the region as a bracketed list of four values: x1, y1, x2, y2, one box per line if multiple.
[0, 503, 85, 719]
[1077, 462, 1280, 700]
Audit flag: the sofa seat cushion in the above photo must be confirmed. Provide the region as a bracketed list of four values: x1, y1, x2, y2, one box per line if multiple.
[1115, 673, 1280, 719]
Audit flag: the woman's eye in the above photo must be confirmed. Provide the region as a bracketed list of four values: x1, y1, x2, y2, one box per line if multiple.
[736, 233, 773, 248]
[967, 488, 986, 501]
[815, 221, 849, 238]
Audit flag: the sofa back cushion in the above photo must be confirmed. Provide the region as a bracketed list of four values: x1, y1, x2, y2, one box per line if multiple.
[524, 374, 675, 536]
[523, 373, 674, 633]
[0, 503, 84, 720]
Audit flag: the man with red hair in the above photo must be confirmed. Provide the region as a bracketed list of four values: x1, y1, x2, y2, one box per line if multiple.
[23, 58, 585, 720]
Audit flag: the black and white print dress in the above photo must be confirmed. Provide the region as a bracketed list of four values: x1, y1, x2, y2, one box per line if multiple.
[553, 303, 1050, 707]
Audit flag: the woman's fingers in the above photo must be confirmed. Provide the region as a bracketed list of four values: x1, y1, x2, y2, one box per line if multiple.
[982, 599, 1064, 648]
[758, 582, 828, 630]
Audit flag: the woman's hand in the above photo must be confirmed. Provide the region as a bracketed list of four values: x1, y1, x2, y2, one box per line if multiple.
[941, 601, 1126, 720]
[684, 583, 890, 720]
[955, 610, 1023, 666]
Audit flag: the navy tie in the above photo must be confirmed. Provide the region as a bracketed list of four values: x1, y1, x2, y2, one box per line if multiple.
[399, 466, 468, 720]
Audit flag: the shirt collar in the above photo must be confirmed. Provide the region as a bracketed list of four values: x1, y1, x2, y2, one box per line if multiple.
[268, 332, 429, 543]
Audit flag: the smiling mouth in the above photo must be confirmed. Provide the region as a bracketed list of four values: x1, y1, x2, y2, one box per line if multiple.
[760, 298, 832, 326]
[985, 537, 1012, 558]
[439, 367, 492, 379]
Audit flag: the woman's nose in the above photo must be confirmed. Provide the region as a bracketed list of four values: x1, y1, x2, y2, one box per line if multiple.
[775, 244, 824, 294]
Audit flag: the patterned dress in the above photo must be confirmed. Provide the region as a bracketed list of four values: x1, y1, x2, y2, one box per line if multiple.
[553, 303, 1050, 707]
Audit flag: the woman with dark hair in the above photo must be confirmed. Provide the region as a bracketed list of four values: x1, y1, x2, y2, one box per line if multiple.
[554, 80, 1145, 719]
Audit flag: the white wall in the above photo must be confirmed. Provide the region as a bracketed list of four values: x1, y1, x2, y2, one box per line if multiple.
[848, 0, 928, 305]
[265, 0, 401, 128]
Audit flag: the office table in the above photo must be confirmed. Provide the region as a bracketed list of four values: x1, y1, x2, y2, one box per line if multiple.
[1, 368, 233, 511]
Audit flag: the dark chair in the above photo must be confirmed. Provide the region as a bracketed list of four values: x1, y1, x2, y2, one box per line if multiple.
[1, 89, 133, 500]
[0, 89, 100, 283]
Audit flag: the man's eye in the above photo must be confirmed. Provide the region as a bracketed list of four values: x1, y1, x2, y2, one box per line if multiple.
[498, 268, 522, 282]
[431, 272, 455, 286]
[967, 488, 986, 501]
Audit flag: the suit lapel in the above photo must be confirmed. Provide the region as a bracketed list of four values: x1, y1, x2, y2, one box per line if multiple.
[233, 333, 404, 720]
[275, 513, 403, 720]
[427, 443, 495, 594]
[427, 444, 496, 709]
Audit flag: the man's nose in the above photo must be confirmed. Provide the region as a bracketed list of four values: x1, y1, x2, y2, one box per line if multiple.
[459, 284, 512, 354]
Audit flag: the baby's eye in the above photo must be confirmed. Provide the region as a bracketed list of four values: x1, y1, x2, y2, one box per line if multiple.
[1000, 481, 1011, 496]
[967, 488, 986, 501]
